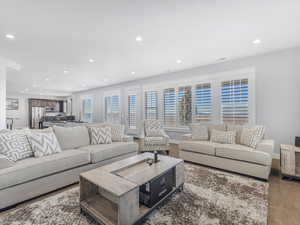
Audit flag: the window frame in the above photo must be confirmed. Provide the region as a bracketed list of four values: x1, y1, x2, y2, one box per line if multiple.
[81, 96, 93, 123]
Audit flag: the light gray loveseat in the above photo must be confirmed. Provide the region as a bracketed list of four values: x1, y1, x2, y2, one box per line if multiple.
[179, 124, 274, 180]
[0, 125, 138, 210]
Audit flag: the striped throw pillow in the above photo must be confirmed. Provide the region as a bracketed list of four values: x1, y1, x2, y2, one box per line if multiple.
[240, 126, 265, 149]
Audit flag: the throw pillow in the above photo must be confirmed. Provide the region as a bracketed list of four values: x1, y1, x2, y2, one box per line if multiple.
[206, 124, 226, 139]
[0, 130, 33, 161]
[27, 131, 62, 158]
[110, 124, 125, 142]
[210, 129, 236, 144]
[226, 124, 243, 144]
[190, 124, 209, 141]
[89, 127, 112, 144]
[145, 120, 164, 137]
[240, 126, 265, 149]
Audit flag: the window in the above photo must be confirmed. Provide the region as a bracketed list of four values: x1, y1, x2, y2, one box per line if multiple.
[145, 91, 158, 119]
[221, 79, 249, 124]
[82, 98, 92, 122]
[177, 86, 192, 126]
[128, 95, 137, 129]
[164, 88, 176, 127]
[195, 83, 212, 121]
[105, 95, 121, 123]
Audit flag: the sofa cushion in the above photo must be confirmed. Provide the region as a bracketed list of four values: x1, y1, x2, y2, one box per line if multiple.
[215, 144, 271, 166]
[179, 141, 216, 156]
[0, 154, 14, 169]
[79, 142, 138, 163]
[190, 124, 209, 141]
[210, 129, 236, 144]
[0, 149, 90, 190]
[206, 124, 226, 138]
[53, 126, 90, 150]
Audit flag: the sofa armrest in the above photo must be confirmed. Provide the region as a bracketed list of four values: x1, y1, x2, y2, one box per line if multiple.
[122, 135, 134, 142]
[182, 134, 192, 141]
[0, 154, 15, 169]
[256, 139, 274, 156]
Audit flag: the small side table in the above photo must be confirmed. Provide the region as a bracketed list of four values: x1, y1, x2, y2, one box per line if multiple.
[280, 144, 300, 179]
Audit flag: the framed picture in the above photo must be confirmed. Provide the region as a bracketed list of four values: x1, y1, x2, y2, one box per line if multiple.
[6, 98, 19, 110]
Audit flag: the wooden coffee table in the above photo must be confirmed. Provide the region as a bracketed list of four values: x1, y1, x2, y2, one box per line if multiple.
[80, 153, 184, 225]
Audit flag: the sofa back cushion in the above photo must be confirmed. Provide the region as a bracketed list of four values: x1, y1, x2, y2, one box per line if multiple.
[89, 126, 112, 144]
[210, 129, 236, 144]
[144, 120, 164, 137]
[0, 129, 33, 161]
[190, 124, 209, 141]
[206, 124, 226, 139]
[240, 125, 265, 149]
[0, 154, 15, 169]
[53, 126, 90, 150]
[27, 131, 62, 157]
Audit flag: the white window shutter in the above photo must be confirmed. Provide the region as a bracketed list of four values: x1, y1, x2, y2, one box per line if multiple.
[128, 94, 137, 129]
[195, 83, 212, 121]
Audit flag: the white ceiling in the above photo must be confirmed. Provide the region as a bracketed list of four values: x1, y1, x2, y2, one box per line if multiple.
[1, 0, 300, 96]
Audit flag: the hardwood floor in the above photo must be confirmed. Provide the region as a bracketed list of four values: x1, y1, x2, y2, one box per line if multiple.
[1, 145, 300, 225]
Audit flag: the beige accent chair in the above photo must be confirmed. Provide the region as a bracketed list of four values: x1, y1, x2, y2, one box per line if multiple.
[139, 120, 170, 153]
[179, 124, 274, 180]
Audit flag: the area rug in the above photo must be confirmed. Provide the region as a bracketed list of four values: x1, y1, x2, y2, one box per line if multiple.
[0, 163, 269, 225]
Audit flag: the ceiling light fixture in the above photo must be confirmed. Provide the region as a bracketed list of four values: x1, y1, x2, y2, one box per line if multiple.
[5, 34, 15, 39]
[45, 78, 49, 81]
[131, 71, 135, 75]
[252, 39, 261, 44]
[176, 59, 182, 64]
[63, 70, 70, 74]
[135, 36, 143, 42]
[89, 58, 95, 63]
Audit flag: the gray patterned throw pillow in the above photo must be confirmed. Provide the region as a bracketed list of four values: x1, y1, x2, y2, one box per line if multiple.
[240, 126, 265, 149]
[0, 130, 33, 161]
[27, 132, 62, 157]
[210, 129, 236, 144]
[89, 127, 112, 144]
[144, 120, 164, 137]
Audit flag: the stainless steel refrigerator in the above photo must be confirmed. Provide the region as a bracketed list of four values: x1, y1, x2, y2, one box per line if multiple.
[31, 107, 45, 129]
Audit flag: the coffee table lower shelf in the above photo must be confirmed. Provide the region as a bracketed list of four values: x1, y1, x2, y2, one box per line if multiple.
[80, 184, 184, 225]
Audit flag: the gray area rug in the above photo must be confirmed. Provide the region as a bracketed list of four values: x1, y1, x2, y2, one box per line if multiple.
[0, 163, 269, 225]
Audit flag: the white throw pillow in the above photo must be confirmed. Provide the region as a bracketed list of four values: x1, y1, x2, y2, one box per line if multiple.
[27, 132, 62, 158]
[240, 126, 265, 149]
[210, 129, 236, 144]
[190, 124, 209, 141]
[0, 130, 33, 161]
[89, 127, 112, 144]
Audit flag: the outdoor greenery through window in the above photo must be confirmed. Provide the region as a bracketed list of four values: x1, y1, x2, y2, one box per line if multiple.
[177, 86, 192, 126]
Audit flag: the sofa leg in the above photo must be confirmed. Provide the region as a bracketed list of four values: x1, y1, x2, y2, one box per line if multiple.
[166, 150, 170, 155]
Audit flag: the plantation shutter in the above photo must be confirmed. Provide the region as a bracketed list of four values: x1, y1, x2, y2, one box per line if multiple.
[144, 91, 158, 119]
[105, 95, 120, 123]
[128, 94, 137, 129]
[195, 83, 212, 121]
[82, 98, 93, 122]
[163, 88, 176, 127]
[221, 79, 249, 124]
[177, 86, 192, 126]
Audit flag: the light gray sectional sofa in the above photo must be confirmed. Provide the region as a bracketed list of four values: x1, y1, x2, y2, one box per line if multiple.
[179, 124, 274, 180]
[0, 125, 138, 210]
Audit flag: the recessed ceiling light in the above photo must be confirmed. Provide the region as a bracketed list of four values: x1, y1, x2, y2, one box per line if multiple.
[89, 58, 95, 63]
[131, 71, 135, 75]
[176, 59, 182, 64]
[5, 34, 15, 39]
[63, 70, 70, 74]
[135, 36, 143, 42]
[45, 78, 49, 81]
[252, 39, 261, 44]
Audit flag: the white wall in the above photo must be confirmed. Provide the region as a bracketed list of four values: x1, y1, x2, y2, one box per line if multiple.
[6, 93, 67, 128]
[0, 68, 6, 129]
[73, 47, 300, 154]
